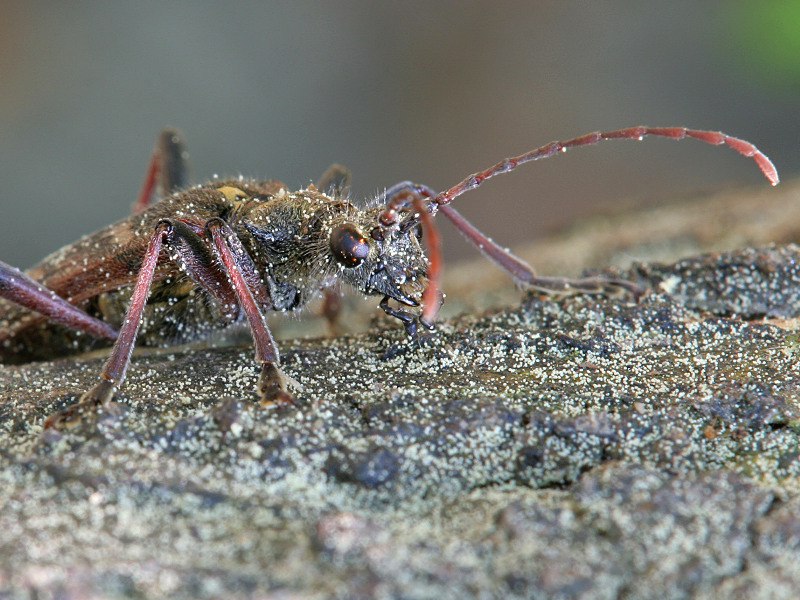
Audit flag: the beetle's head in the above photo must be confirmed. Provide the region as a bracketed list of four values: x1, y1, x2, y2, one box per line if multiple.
[328, 207, 428, 307]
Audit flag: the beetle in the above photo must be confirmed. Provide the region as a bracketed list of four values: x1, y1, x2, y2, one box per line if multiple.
[0, 126, 778, 428]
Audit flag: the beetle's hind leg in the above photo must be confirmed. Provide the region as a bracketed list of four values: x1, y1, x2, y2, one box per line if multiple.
[132, 128, 189, 214]
[0, 259, 118, 342]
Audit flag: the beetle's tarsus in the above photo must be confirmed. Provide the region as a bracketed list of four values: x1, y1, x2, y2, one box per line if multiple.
[43, 379, 116, 430]
[321, 288, 343, 336]
[524, 274, 645, 301]
[257, 362, 295, 407]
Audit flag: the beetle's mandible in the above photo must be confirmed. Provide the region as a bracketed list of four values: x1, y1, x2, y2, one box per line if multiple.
[0, 126, 779, 428]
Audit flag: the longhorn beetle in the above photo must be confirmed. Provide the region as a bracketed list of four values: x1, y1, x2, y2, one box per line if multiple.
[0, 127, 779, 428]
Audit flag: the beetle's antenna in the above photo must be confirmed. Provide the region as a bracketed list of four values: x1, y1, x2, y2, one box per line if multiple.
[374, 127, 778, 329]
[378, 182, 437, 228]
[430, 127, 779, 210]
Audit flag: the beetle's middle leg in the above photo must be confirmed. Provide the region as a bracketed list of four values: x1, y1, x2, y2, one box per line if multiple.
[43, 221, 172, 428]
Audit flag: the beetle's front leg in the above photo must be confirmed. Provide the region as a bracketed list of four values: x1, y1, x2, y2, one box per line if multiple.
[317, 163, 351, 198]
[320, 288, 343, 336]
[379, 295, 436, 342]
[438, 204, 645, 299]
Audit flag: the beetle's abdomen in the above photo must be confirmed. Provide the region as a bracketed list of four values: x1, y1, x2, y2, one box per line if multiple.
[96, 275, 236, 348]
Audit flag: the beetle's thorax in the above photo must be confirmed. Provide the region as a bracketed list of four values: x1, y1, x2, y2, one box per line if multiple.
[228, 188, 348, 311]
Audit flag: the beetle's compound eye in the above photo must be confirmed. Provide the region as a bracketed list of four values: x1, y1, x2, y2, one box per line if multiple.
[330, 223, 370, 268]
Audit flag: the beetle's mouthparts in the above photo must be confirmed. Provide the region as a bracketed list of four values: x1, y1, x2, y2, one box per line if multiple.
[395, 275, 427, 307]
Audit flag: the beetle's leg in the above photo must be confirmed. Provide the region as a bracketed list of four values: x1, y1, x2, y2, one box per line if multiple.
[439, 205, 644, 298]
[377, 182, 446, 326]
[0, 259, 118, 341]
[154, 218, 278, 378]
[44, 221, 171, 428]
[379, 295, 435, 340]
[317, 164, 352, 198]
[163, 220, 240, 310]
[206, 218, 293, 406]
[43, 220, 247, 429]
[132, 128, 188, 214]
[321, 288, 343, 336]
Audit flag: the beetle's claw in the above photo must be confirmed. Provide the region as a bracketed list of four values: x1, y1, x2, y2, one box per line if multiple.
[43, 380, 116, 430]
[258, 390, 295, 408]
[600, 278, 647, 300]
[257, 363, 297, 408]
[411, 325, 436, 348]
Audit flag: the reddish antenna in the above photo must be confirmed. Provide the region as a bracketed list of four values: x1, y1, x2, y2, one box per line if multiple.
[378, 126, 778, 326]
[432, 126, 778, 212]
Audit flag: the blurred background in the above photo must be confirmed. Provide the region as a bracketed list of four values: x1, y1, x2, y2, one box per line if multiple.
[0, 1, 798, 269]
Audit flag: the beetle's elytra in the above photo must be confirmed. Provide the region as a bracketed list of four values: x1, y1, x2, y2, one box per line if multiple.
[0, 126, 778, 428]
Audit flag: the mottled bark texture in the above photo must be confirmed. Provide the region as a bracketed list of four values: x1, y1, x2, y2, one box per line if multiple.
[1, 181, 799, 599]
